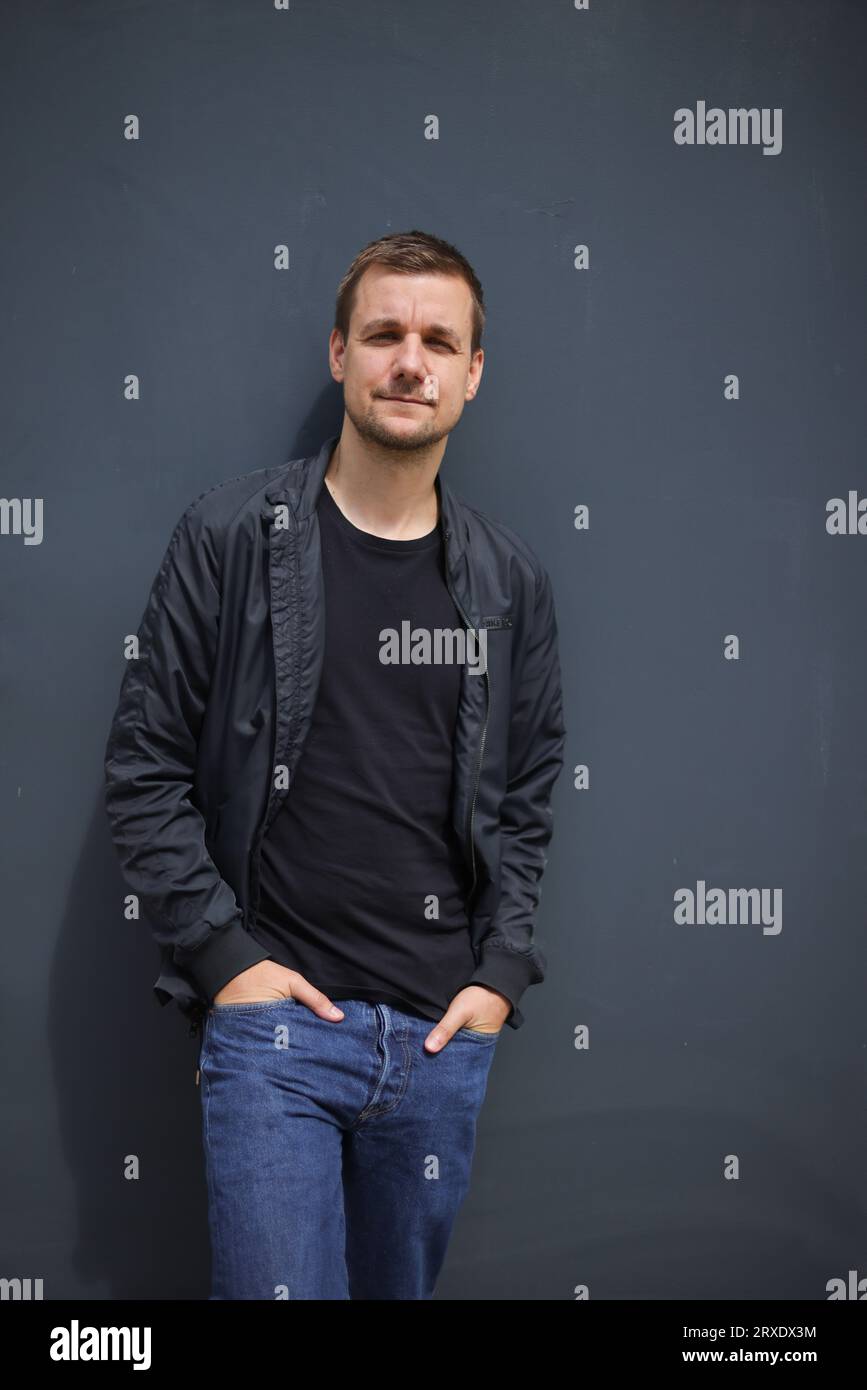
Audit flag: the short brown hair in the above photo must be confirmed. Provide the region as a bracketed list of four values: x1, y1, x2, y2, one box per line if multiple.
[334, 229, 485, 357]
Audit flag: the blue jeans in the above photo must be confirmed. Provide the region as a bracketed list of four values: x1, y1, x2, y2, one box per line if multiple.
[198, 995, 500, 1299]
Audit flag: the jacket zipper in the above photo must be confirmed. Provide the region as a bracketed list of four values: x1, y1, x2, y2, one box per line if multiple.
[246, 508, 302, 939]
[466, 668, 490, 904]
[266, 516, 302, 842]
[444, 556, 491, 907]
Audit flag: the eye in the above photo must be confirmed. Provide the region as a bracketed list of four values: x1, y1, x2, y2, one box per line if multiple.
[368, 332, 454, 351]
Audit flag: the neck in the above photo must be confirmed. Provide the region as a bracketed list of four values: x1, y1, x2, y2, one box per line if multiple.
[323, 427, 442, 541]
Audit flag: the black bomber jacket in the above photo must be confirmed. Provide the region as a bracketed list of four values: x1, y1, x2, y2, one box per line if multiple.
[103, 433, 567, 1036]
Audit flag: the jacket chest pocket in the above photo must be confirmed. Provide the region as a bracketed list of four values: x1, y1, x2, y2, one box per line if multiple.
[477, 614, 514, 691]
[480, 615, 513, 663]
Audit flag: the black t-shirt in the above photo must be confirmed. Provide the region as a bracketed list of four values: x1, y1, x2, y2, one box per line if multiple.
[250, 479, 477, 1023]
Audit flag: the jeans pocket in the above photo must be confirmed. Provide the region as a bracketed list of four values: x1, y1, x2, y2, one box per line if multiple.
[456, 1025, 501, 1042]
[210, 995, 296, 1013]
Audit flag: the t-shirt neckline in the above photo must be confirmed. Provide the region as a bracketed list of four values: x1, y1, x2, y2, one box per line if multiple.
[319, 478, 441, 552]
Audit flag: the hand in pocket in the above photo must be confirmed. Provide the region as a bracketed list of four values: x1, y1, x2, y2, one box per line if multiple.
[213, 961, 344, 1020]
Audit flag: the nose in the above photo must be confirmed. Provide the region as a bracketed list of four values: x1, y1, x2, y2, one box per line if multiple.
[390, 333, 429, 381]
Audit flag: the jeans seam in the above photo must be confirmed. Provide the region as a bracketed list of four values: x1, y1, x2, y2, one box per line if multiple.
[200, 1046, 224, 1296]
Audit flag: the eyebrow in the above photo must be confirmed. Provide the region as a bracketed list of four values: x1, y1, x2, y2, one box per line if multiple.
[359, 317, 462, 349]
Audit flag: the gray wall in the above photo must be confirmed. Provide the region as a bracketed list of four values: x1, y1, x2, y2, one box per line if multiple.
[2, 0, 865, 1299]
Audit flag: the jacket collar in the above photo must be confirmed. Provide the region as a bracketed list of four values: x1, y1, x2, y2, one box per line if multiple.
[265, 432, 469, 568]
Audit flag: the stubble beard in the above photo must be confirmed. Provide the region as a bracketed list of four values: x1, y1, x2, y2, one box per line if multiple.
[345, 394, 453, 456]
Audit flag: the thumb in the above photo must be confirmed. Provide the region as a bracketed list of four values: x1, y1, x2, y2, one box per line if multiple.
[424, 1013, 460, 1052]
[291, 978, 345, 1021]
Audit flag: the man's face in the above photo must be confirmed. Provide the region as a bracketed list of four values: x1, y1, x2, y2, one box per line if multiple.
[329, 265, 483, 453]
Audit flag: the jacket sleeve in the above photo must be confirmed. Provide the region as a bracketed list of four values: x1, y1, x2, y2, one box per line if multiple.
[103, 499, 271, 1002]
[467, 562, 567, 1027]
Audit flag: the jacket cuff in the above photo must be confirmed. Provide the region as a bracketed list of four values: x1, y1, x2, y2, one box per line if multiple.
[173, 922, 272, 1003]
[468, 944, 540, 1030]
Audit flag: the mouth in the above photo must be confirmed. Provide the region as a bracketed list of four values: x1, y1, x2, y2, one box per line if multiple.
[380, 395, 430, 406]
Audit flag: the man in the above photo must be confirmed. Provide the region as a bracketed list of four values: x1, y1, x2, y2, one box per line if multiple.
[103, 229, 567, 1299]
